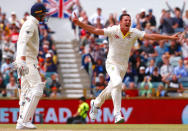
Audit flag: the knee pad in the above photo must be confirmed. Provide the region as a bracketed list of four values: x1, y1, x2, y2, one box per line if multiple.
[18, 82, 45, 123]
[111, 77, 122, 88]
[31, 82, 45, 97]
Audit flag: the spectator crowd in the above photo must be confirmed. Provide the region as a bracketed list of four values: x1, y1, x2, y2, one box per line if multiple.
[0, 1, 60, 98]
[70, 0, 188, 98]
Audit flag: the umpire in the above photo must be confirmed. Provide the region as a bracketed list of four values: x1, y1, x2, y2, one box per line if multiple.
[67, 96, 89, 124]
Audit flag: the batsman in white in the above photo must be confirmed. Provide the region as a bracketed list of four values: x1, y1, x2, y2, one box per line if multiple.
[15, 3, 48, 129]
[72, 13, 181, 123]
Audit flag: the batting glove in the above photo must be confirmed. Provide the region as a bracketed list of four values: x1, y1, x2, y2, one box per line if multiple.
[17, 61, 29, 76]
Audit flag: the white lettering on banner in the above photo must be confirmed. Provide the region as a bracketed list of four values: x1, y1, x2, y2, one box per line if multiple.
[0, 107, 133, 123]
[45, 108, 58, 123]
[96, 109, 102, 122]
[103, 108, 114, 122]
[9, 108, 19, 122]
[0, 107, 73, 123]
[35, 108, 44, 123]
[87, 109, 102, 123]
[121, 107, 133, 122]
[0, 108, 9, 122]
[87, 107, 133, 123]
[85, 116, 89, 122]
[59, 108, 72, 123]
[182, 105, 188, 124]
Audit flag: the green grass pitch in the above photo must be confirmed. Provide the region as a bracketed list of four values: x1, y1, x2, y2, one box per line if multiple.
[0, 124, 188, 131]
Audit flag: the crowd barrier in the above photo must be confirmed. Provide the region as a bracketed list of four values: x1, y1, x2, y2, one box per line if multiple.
[0, 98, 188, 124]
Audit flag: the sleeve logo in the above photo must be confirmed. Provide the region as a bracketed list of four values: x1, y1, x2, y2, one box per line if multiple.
[114, 35, 120, 39]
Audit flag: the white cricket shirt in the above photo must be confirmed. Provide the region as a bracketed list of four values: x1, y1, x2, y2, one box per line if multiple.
[104, 25, 145, 66]
[16, 15, 39, 64]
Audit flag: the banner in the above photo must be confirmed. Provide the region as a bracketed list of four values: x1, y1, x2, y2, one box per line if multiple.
[0, 99, 188, 124]
[43, 0, 73, 18]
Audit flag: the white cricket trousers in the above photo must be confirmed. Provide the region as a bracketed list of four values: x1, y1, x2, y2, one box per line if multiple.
[94, 61, 127, 116]
[18, 58, 44, 123]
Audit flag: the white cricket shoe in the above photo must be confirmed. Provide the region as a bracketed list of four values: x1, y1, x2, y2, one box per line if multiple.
[16, 122, 37, 130]
[115, 113, 124, 124]
[89, 99, 98, 120]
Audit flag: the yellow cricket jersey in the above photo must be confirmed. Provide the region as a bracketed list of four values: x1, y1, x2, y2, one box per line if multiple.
[77, 102, 89, 119]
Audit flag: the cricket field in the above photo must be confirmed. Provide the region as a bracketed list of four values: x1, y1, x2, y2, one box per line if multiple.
[0, 124, 188, 131]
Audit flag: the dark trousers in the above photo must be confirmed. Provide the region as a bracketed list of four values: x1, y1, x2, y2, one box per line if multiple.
[67, 116, 86, 124]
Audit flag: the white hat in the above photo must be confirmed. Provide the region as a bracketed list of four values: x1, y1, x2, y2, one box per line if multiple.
[140, 8, 146, 12]
[48, 50, 54, 54]
[121, 8, 127, 12]
[140, 66, 145, 70]
[99, 73, 104, 77]
[3, 55, 11, 59]
[11, 11, 16, 15]
[103, 40, 108, 44]
[45, 53, 51, 58]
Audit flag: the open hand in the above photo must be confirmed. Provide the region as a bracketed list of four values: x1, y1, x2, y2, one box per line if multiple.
[72, 12, 79, 25]
[171, 32, 182, 40]
[179, 32, 186, 42]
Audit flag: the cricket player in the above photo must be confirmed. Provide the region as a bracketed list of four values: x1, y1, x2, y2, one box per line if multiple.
[72, 13, 180, 123]
[15, 3, 47, 129]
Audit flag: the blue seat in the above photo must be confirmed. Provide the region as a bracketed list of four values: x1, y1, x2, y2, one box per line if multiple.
[151, 82, 163, 88]
[179, 77, 188, 88]
[181, 82, 188, 88]
[179, 77, 188, 82]
[45, 72, 56, 78]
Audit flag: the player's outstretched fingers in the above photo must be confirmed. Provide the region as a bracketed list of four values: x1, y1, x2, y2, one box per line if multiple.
[72, 12, 79, 24]
[173, 32, 182, 37]
[171, 32, 182, 40]
[74, 12, 77, 18]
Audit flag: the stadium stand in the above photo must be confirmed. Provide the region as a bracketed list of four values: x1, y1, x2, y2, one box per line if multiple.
[69, 1, 188, 98]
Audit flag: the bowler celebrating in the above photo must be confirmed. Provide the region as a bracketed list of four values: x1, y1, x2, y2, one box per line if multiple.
[72, 13, 180, 123]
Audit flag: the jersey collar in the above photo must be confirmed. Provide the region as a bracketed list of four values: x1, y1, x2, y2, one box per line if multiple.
[29, 15, 39, 25]
[119, 25, 131, 39]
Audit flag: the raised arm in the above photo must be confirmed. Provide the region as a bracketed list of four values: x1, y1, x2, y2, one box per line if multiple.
[143, 32, 181, 41]
[72, 13, 104, 35]
[181, 1, 186, 16]
[165, 1, 175, 15]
